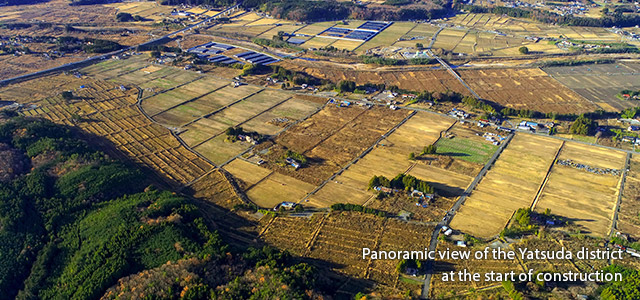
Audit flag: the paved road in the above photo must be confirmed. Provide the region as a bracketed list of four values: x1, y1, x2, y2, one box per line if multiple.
[609, 152, 632, 239]
[420, 133, 514, 299]
[427, 49, 481, 100]
[428, 27, 444, 49]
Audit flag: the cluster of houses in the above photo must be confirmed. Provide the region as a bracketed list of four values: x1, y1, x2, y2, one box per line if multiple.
[556, 159, 621, 176]
[501, 0, 590, 16]
[0, 100, 18, 110]
[621, 92, 640, 100]
[373, 186, 435, 208]
[516, 120, 554, 133]
[482, 132, 506, 146]
[236, 134, 259, 145]
[448, 108, 470, 119]
[556, 40, 613, 52]
[621, 135, 640, 146]
[611, 28, 640, 43]
[327, 98, 352, 107]
[612, 232, 640, 259]
[441, 226, 467, 247]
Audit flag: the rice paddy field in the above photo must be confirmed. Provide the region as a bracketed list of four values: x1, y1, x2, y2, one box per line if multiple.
[543, 62, 640, 112]
[106, 1, 173, 22]
[356, 22, 417, 53]
[259, 212, 434, 297]
[458, 68, 601, 114]
[450, 13, 622, 43]
[306, 112, 456, 208]
[618, 155, 640, 239]
[449, 134, 564, 238]
[533, 142, 626, 237]
[392, 23, 441, 48]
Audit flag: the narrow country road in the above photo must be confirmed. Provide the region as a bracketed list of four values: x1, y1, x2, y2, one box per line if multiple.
[420, 133, 514, 299]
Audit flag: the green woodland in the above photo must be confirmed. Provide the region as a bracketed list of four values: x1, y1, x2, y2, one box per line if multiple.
[0, 116, 320, 299]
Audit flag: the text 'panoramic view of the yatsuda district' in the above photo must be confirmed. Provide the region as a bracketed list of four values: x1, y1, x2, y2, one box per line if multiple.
[1, 0, 640, 299]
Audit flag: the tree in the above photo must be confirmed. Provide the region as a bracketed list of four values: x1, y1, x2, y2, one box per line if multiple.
[408, 152, 416, 160]
[149, 50, 161, 58]
[422, 144, 437, 155]
[569, 115, 596, 135]
[518, 46, 529, 54]
[415, 43, 424, 49]
[337, 80, 356, 93]
[61, 91, 73, 100]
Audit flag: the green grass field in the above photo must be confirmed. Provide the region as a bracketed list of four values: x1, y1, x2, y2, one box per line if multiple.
[435, 137, 498, 164]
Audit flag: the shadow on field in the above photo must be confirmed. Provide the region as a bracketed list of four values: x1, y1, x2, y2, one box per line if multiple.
[431, 182, 466, 198]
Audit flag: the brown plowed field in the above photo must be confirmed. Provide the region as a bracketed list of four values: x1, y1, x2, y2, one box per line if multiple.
[458, 68, 600, 114]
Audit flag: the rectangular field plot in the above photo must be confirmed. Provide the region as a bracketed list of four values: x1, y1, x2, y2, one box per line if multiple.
[543, 63, 640, 112]
[260, 215, 322, 255]
[194, 135, 251, 165]
[298, 68, 469, 96]
[260, 106, 410, 188]
[458, 68, 600, 114]
[533, 142, 626, 237]
[302, 36, 337, 49]
[241, 96, 323, 135]
[435, 132, 499, 164]
[431, 28, 468, 52]
[431, 241, 524, 297]
[618, 156, 640, 239]
[392, 23, 440, 48]
[152, 84, 264, 127]
[224, 158, 273, 189]
[449, 134, 563, 238]
[245, 172, 316, 208]
[306, 112, 455, 207]
[356, 22, 416, 53]
[308, 212, 385, 277]
[82, 57, 151, 79]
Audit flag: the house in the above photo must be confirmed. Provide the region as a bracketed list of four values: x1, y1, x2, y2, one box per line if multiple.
[517, 125, 532, 131]
[629, 125, 639, 131]
[285, 157, 300, 169]
[455, 241, 467, 247]
[273, 202, 297, 211]
[622, 136, 635, 143]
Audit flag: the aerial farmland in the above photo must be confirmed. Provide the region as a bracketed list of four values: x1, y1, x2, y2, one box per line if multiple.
[2, 0, 640, 298]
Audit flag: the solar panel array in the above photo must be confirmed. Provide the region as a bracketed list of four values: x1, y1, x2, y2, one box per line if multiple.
[186, 42, 286, 65]
[358, 21, 391, 31]
[234, 51, 280, 65]
[207, 55, 241, 64]
[317, 21, 393, 42]
[187, 42, 235, 54]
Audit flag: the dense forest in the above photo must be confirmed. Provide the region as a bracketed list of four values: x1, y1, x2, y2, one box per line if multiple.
[0, 115, 322, 299]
